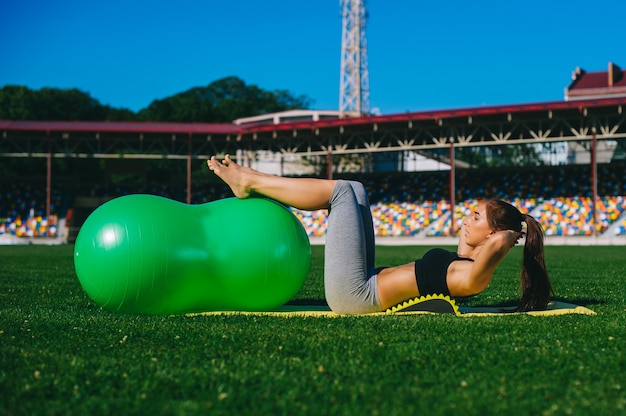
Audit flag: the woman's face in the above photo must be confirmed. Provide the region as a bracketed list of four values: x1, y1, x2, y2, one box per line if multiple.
[462, 203, 494, 246]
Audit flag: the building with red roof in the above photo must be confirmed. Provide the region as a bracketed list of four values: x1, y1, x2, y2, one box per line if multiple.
[566, 61, 626, 100]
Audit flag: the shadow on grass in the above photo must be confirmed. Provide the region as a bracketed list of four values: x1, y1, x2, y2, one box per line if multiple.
[285, 298, 329, 306]
[551, 296, 606, 306]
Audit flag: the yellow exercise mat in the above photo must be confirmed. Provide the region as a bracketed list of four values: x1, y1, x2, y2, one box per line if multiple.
[188, 298, 596, 318]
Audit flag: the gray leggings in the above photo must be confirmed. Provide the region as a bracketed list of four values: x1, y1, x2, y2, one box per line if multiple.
[324, 180, 381, 314]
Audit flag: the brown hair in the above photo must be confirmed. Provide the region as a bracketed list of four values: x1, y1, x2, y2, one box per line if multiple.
[485, 200, 554, 311]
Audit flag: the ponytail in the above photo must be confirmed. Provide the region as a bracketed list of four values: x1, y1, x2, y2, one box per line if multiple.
[516, 214, 554, 311]
[485, 200, 554, 312]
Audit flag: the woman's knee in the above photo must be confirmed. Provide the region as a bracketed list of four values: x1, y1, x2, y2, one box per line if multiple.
[330, 180, 356, 204]
[336, 180, 366, 199]
[346, 181, 369, 205]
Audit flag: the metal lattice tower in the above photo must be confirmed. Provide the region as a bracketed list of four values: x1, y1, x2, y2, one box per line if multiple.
[339, 0, 370, 116]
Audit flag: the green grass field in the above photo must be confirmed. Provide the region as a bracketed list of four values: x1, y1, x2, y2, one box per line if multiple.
[1, 244, 625, 415]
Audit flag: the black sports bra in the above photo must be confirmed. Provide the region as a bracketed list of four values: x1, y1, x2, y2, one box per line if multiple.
[414, 248, 474, 296]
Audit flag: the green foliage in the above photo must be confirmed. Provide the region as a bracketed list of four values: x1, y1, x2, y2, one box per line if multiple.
[1, 245, 624, 415]
[456, 143, 546, 168]
[0, 77, 312, 123]
[137, 76, 312, 122]
[0, 85, 115, 121]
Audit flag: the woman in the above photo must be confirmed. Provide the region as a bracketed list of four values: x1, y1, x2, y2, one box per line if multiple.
[207, 155, 553, 314]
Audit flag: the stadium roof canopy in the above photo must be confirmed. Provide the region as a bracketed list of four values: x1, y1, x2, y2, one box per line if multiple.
[1, 96, 626, 160]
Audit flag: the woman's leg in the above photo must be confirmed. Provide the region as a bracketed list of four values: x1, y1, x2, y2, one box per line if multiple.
[207, 156, 380, 314]
[207, 155, 336, 210]
[324, 180, 380, 314]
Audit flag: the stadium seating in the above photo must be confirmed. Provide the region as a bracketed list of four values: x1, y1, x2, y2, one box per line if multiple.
[0, 184, 62, 237]
[618, 219, 626, 235]
[2, 163, 625, 239]
[535, 196, 626, 235]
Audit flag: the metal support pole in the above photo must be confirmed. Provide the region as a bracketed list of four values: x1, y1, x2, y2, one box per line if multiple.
[326, 152, 333, 180]
[46, 131, 52, 220]
[591, 129, 598, 236]
[449, 141, 456, 236]
[187, 133, 192, 204]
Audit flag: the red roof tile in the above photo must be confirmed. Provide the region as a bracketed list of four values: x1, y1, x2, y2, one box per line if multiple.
[568, 62, 626, 92]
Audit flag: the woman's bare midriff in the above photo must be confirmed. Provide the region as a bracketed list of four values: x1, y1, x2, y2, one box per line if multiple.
[377, 258, 477, 309]
[376, 263, 419, 310]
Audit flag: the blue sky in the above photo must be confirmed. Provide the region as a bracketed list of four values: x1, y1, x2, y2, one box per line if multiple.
[1, 0, 624, 115]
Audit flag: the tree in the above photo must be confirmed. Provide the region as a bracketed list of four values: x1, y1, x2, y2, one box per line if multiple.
[456, 144, 546, 168]
[0, 86, 36, 120]
[138, 76, 313, 122]
[0, 85, 126, 121]
[0, 78, 313, 122]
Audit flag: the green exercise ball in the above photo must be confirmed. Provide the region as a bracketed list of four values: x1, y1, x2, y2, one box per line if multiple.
[74, 195, 311, 314]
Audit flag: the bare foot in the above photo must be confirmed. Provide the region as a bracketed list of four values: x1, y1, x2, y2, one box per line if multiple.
[206, 155, 253, 198]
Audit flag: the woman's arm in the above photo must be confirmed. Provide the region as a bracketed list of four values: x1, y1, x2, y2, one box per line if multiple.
[454, 230, 521, 296]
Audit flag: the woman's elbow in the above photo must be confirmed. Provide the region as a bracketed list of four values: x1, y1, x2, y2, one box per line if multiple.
[491, 230, 521, 250]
